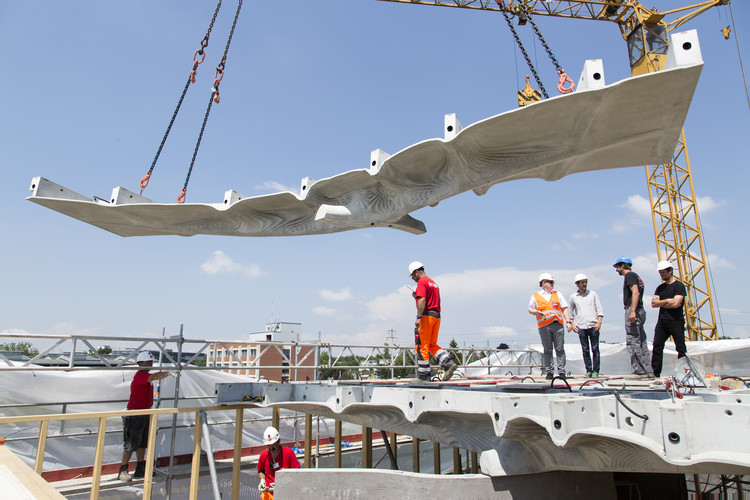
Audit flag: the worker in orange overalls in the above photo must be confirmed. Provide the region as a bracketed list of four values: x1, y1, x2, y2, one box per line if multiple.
[529, 273, 572, 380]
[409, 261, 458, 382]
[257, 426, 300, 499]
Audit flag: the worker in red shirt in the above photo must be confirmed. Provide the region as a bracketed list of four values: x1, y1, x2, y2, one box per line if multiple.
[257, 426, 300, 499]
[118, 351, 171, 482]
[408, 261, 458, 382]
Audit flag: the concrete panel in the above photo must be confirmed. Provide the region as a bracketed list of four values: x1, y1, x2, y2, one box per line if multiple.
[274, 468, 616, 499]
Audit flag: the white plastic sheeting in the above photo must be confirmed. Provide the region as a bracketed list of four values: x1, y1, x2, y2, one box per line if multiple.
[0, 367, 299, 471]
[467, 339, 750, 377]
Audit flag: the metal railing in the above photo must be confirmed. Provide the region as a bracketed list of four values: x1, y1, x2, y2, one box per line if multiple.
[0, 332, 543, 378]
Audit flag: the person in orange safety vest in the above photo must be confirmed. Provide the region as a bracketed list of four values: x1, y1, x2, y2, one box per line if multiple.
[528, 273, 572, 380]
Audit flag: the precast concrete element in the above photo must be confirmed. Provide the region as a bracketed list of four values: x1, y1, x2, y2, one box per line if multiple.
[215, 379, 750, 477]
[27, 31, 703, 238]
[273, 468, 618, 499]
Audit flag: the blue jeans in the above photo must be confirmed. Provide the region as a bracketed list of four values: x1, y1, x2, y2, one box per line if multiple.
[577, 328, 600, 373]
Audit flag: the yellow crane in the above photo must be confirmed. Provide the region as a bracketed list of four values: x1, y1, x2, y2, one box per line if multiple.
[379, 0, 732, 341]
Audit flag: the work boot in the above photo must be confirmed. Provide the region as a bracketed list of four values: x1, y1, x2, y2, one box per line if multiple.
[591, 372, 598, 378]
[545, 372, 554, 380]
[442, 363, 457, 382]
[585, 371, 592, 378]
[118, 464, 132, 483]
[558, 373, 566, 380]
[133, 461, 154, 479]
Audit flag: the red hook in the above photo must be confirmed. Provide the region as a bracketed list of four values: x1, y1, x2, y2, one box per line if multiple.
[213, 91, 220, 104]
[557, 70, 575, 94]
[177, 188, 187, 204]
[139, 172, 152, 194]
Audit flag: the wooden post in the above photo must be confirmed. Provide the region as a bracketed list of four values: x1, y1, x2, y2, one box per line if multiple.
[389, 432, 398, 470]
[143, 413, 159, 500]
[304, 413, 312, 468]
[433, 441, 441, 474]
[362, 427, 372, 468]
[89, 417, 107, 500]
[471, 451, 478, 474]
[189, 411, 203, 500]
[334, 420, 342, 468]
[35, 420, 49, 474]
[453, 446, 462, 474]
[272, 407, 280, 430]
[412, 437, 420, 473]
[231, 408, 244, 500]
[693, 474, 702, 499]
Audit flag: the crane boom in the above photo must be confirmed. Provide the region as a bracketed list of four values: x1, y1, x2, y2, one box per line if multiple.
[378, 0, 730, 340]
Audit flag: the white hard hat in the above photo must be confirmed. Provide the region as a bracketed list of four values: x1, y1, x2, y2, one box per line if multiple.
[263, 426, 280, 446]
[136, 351, 154, 363]
[574, 273, 588, 283]
[408, 261, 424, 276]
[657, 260, 673, 271]
[538, 273, 554, 283]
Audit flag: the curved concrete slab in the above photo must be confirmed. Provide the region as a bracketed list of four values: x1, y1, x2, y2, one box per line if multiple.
[27, 37, 703, 237]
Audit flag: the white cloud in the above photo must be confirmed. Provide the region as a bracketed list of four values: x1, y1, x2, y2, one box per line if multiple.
[697, 196, 725, 213]
[708, 254, 734, 269]
[720, 308, 742, 315]
[42, 322, 100, 336]
[619, 194, 651, 218]
[200, 251, 266, 279]
[255, 181, 296, 193]
[573, 230, 600, 240]
[319, 288, 354, 302]
[480, 326, 518, 338]
[313, 306, 337, 316]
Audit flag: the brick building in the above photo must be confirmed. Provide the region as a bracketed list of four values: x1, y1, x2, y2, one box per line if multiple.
[207, 322, 316, 381]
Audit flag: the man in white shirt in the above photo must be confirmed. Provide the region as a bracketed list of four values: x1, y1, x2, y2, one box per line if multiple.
[568, 274, 604, 378]
[528, 273, 571, 380]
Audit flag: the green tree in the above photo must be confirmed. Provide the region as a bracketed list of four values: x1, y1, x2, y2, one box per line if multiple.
[0, 342, 39, 357]
[448, 338, 461, 366]
[87, 346, 112, 357]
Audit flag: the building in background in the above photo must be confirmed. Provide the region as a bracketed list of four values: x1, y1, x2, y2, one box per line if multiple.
[207, 322, 315, 382]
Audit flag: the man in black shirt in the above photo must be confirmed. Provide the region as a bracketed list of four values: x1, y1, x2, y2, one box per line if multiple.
[614, 256, 653, 377]
[650, 260, 688, 377]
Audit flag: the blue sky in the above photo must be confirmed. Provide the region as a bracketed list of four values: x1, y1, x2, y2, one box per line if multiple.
[1, 1, 748, 350]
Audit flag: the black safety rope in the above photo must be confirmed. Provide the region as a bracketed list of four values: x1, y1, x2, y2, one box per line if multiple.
[178, 0, 242, 203]
[613, 390, 649, 421]
[139, 2, 222, 195]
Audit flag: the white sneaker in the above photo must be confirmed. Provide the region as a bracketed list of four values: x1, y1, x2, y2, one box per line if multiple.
[118, 468, 132, 482]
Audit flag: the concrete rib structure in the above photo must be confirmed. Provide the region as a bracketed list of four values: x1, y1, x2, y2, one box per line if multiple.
[215, 378, 750, 477]
[27, 31, 703, 237]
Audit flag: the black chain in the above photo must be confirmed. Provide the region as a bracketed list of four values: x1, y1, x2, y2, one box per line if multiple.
[140, 1, 222, 194]
[523, 7, 564, 74]
[179, 0, 243, 202]
[499, 6, 549, 99]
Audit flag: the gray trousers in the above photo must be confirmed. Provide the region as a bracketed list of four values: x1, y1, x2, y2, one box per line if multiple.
[538, 322, 566, 375]
[625, 308, 652, 374]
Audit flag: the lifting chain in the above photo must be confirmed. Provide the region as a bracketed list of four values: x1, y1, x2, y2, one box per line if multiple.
[139, 2, 223, 195]
[498, 3, 549, 99]
[178, 0, 242, 204]
[521, 5, 575, 93]
[496, 1, 574, 98]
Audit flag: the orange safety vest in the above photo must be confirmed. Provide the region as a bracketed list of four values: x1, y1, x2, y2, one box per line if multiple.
[534, 291, 564, 327]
